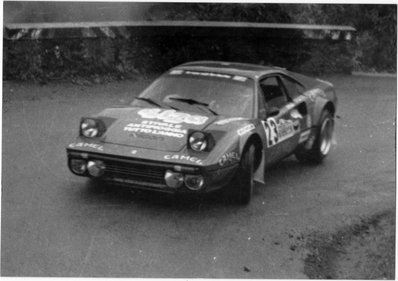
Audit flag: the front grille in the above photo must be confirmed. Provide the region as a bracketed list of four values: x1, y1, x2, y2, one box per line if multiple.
[103, 159, 167, 188]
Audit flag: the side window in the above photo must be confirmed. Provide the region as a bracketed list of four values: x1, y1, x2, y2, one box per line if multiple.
[260, 76, 288, 109]
[280, 75, 305, 99]
[257, 85, 267, 119]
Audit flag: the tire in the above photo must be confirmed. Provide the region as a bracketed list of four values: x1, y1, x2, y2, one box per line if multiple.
[232, 144, 255, 205]
[295, 110, 334, 164]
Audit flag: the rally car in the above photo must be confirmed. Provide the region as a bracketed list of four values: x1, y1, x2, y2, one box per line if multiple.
[67, 61, 336, 204]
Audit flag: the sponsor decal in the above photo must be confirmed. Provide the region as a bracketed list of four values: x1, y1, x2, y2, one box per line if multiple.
[304, 89, 325, 102]
[285, 103, 295, 110]
[290, 109, 303, 119]
[304, 90, 318, 102]
[185, 70, 231, 79]
[294, 96, 306, 103]
[215, 117, 244, 125]
[124, 120, 187, 139]
[293, 119, 301, 131]
[110, 177, 164, 188]
[237, 124, 255, 136]
[164, 154, 203, 165]
[130, 132, 165, 141]
[289, 109, 302, 131]
[298, 131, 311, 143]
[262, 118, 296, 148]
[232, 75, 248, 82]
[305, 135, 315, 149]
[169, 70, 249, 82]
[69, 142, 104, 151]
[219, 151, 240, 166]
[138, 108, 208, 125]
[170, 69, 183, 75]
[307, 115, 312, 128]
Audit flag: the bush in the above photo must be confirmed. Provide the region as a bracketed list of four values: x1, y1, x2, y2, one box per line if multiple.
[4, 4, 395, 81]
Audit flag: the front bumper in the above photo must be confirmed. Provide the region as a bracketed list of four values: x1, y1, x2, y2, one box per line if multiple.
[67, 149, 238, 193]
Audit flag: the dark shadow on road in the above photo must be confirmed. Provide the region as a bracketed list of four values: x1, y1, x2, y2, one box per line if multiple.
[78, 178, 242, 210]
[73, 155, 324, 213]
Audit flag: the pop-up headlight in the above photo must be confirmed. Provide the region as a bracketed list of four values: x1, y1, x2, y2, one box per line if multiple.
[188, 131, 215, 152]
[80, 118, 105, 138]
[188, 131, 208, 151]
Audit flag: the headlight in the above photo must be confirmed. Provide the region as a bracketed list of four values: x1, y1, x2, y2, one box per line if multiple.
[184, 175, 204, 191]
[80, 118, 105, 138]
[188, 131, 208, 151]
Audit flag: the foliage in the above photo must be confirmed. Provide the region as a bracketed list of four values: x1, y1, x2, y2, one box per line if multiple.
[147, 3, 293, 23]
[282, 4, 396, 72]
[299, 41, 355, 74]
[3, 4, 396, 81]
[147, 3, 396, 73]
[4, 38, 138, 81]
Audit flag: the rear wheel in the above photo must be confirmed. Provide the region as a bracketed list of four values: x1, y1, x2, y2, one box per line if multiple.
[295, 110, 334, 164]
[232, 144, 255, 205]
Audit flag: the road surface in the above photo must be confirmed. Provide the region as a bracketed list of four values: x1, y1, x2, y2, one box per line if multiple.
[1, 75, 395, 277]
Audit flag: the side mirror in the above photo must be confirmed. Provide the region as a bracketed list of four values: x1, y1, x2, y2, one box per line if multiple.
[267, 107, 280, 117]
[258, 108, 267, 119]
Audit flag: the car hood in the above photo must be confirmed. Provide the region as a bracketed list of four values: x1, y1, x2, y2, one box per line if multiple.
[100, 107, 217, 152]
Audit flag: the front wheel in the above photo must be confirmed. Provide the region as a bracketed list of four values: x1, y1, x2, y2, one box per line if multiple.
[295, 110, 334, 164]
[231, 144, 255, 205]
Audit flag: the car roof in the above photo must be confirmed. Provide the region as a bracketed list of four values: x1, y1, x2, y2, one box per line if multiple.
[175, 61, 286, 79]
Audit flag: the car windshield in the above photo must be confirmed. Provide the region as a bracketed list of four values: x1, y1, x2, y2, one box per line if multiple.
[132, 70, 255, 118]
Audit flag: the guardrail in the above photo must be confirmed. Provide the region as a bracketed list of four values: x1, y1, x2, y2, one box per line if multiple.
[4, 20, 355, 41]
[3, 21, 356, 80]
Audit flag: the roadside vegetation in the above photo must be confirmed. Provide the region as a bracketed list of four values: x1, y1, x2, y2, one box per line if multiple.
[3, 4, 396, 81]
[303, 211, 395, 279]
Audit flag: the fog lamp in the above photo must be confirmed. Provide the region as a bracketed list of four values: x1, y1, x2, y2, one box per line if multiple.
[164, 170, 184, 188]
[87, 160, 106, 177]
[70, 159, 87, 175]
[184, 175, 204, 191]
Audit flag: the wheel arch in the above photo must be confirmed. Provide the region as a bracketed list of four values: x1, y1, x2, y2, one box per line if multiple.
[324, 101, 336, 116]
[241, 133, 263, 171]
[314, 100, 336, 126]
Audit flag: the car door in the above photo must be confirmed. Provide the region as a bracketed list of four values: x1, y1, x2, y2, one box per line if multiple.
[258, 75, 303, 165]
[278, 74, 313, 144]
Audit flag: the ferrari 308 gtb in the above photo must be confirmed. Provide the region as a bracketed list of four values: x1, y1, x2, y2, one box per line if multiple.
[67, 61, 337, 204]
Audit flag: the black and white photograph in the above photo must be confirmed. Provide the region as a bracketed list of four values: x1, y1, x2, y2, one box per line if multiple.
[1, 1, 396, 278]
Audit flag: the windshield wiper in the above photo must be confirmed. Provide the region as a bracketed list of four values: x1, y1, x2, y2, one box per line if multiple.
[168, 97, 218, 116]
[135, 97, 162, 107]
[135, 97, 179, 110]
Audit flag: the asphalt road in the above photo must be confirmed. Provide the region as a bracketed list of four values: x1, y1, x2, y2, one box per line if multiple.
[1, 75, 395, 278]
